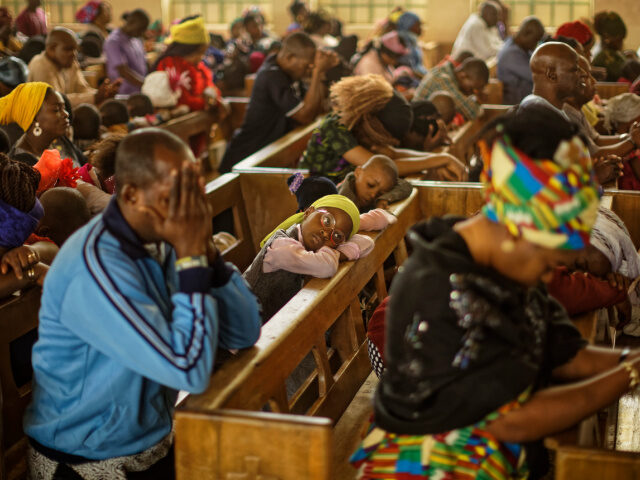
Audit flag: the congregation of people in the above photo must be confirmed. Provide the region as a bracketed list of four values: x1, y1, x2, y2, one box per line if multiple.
[2, 0, 640, 478]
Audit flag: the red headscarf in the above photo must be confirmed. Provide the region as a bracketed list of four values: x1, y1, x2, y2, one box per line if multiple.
[555, 21, 593, 46]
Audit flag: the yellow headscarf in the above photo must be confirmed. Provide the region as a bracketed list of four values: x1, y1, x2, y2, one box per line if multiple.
[0, 82, 50, 132]
[261, 194, 360, 248]
[165, 16, 209, 45]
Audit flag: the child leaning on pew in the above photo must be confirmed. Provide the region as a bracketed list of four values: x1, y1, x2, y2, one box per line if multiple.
[243, 193, 396, 322]
[337, 154, 412, 211]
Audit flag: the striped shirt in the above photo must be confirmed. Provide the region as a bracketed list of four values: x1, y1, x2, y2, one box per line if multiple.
[414, 62, 482, 120]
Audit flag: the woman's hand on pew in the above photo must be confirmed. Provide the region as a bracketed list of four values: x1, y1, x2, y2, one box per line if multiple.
[0, 245, 39, 280]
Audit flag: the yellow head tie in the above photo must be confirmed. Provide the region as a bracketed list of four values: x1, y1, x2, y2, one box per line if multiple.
[260, 194, 360, 248]
[0, 82, 51, 131]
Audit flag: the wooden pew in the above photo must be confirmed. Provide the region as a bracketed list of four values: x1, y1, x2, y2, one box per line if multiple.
[483, 79, 503, 105]
[160, 111, 217, 167]
[231, 118, 322, 171]
[596, 82, 630, 100]
[444, 104, 510, 165]
[0, 288, 41, 480]
[486, 57, 498, 78]
[175, 185, 422, 480]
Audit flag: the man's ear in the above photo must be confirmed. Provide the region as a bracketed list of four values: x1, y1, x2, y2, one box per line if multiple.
[546, 66, 557, 81]
[119, 183, 139, 206]
[354, 166, 363, 178]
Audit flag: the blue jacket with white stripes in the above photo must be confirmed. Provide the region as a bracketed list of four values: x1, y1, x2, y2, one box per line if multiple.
[24, 199, 262, 460]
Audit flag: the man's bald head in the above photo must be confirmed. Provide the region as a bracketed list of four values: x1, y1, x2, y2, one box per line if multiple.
[515, 16, 545, 51]
[530, 42, 581, 108]
[45, 27, 78, 69]
[479, 1, 500, 28]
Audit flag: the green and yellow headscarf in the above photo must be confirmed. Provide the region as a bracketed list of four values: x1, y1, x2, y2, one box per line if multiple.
[480, 134, 600, 250]
[0, 82, 50, 131]
[261, 194, 360, 248]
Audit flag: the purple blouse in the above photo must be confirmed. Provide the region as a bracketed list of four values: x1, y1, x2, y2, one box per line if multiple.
[104, 28, 147, 95]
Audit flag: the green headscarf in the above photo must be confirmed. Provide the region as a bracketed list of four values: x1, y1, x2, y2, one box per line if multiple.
[260, 194, 360, 248]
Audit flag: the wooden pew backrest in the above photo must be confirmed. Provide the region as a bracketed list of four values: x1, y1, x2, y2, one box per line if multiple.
[237, 172, 299, 253]
[206, 173, 256, 271]
[414, 181, 485, 218]
[231, 118, 321, 170]
[595, 82, 630, 100]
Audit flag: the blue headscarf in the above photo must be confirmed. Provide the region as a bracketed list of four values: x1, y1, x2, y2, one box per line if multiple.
[0, 198, 44, 248]
[396, 12, 420, 32]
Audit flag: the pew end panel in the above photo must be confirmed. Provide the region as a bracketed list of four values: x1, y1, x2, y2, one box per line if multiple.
[175, 410, 333, 480]
[206, 173, 256, 271]
[0, 288, 41, 480]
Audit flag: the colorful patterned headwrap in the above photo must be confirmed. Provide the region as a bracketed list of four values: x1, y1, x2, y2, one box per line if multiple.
[480, 134, 600, 250]
[75, 0, 102, 23]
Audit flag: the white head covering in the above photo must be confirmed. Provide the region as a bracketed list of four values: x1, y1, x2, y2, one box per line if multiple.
[603, 93, 640, 133]
[590, 206, 640, 279]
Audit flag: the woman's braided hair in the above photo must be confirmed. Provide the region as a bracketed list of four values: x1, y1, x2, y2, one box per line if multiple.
[0, 153, 40, 212]
[330, 74, 398, 148]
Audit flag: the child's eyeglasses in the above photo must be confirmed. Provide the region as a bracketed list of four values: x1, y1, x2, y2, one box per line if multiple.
[317, 209, 346, 246]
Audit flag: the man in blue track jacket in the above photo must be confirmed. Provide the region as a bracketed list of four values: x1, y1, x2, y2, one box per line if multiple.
[24, 128, 262, 479]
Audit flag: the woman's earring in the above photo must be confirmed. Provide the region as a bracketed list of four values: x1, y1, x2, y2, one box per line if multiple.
[33, 122, 42, 137]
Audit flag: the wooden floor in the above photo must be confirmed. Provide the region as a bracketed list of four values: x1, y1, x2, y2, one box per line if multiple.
[333, 372, 378, 480]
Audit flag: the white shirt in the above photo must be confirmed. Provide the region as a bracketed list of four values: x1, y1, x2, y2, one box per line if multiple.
[452, 13, 504, 61]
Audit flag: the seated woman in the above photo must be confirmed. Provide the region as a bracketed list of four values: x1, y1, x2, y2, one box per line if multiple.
[0, 82, 73, 167]
[75, 0, 112, 48]
[592, 11, 627, 82]
[351, 102, 639, 480]
[353, 31, 408, 84]
[395, 11, 427, 77]
[154, 15, 223, 114]
[0, 7, 23, 55]
[299, 74, 466, 181]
